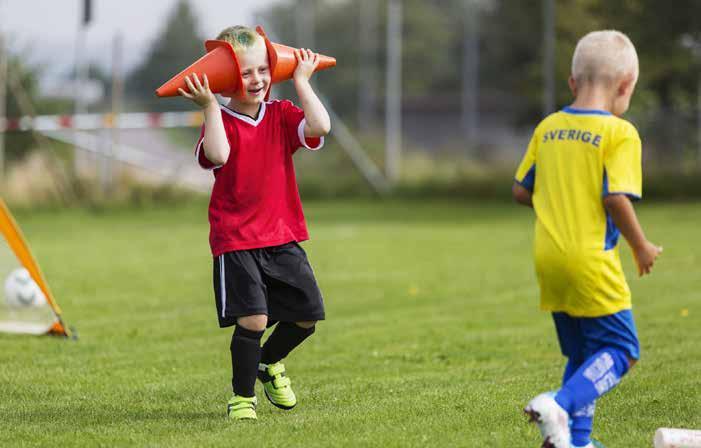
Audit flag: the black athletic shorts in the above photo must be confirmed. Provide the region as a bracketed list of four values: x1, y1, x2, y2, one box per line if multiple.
[212, 241, 325, 328]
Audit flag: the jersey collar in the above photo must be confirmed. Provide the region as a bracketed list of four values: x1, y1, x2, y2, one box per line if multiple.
[562, 106, 612, 116]
[221, 102, 267, 126]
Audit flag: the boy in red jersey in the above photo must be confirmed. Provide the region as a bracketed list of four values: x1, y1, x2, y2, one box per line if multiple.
[178, 25, 330, 420]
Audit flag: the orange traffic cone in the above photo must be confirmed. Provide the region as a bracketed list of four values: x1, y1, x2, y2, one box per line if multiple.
[155, 40, 242, 97]
[155, 26, 336, 98]
[256, 26, 336, 84]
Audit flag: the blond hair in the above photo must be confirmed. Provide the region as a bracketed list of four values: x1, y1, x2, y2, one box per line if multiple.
[572, 30, 639, 85]
[216, 26, 266, 54]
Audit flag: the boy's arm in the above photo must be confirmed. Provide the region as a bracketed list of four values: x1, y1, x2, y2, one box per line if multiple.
[179, 74, 230, 165]
[513, 132, 537, 208]
[512, 182, 533, 207]
[293, 49, 331, 137]
[603, 194, 662, 276]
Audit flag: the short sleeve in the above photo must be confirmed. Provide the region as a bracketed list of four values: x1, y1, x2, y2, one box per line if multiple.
[603, 125, 642, 200]
[194, 124, 224, 171]
[514, 132, 538, 192]
[280, 100, 324, 152]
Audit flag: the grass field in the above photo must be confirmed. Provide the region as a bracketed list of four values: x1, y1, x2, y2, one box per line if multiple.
[0, 199, 699, 447]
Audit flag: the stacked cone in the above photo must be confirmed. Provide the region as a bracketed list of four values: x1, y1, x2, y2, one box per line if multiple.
[156, 26, 336, 98]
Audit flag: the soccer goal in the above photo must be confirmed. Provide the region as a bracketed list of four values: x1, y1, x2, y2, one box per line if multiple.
[0, 198, 72, 337]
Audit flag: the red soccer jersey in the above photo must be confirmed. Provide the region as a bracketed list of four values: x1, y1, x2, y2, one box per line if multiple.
[195, 100, 323, 256]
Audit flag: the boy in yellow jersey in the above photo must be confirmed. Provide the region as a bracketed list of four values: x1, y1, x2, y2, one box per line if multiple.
[514, 31, 662, 448]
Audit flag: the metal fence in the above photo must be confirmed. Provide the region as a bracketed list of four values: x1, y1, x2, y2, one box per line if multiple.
[1, 0, 700, 199]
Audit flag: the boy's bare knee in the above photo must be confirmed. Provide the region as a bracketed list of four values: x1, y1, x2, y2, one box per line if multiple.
[628, 358, 637, 369]
[295, 320, 317, 329]
[237, 315, 268, 332]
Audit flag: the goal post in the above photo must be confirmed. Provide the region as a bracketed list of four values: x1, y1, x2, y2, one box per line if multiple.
[0, 198, 72, 337]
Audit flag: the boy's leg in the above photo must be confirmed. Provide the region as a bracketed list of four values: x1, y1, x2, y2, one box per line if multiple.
[257, 320, 316, 410]
[213, 250, 270, 419]
[231, 315, 267, 397]
[571, 402, 596, 447]
[554, 346, 632, 413]
[259, 242, 324, 365]
[226, 315, 266, 420]
[562, 357, 582, 383]
[563, 356, 596, 447]
[256, 243, 325, 410]
[260, 320, 317, 365]
[525, 313, 580, 447]
[554, 310, 640, 443]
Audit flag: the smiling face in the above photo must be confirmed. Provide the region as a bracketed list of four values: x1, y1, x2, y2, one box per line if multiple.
[232, 44, 271, 105]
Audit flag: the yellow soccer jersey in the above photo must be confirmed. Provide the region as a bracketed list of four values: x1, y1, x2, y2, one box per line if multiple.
[515, 107, 642, 317]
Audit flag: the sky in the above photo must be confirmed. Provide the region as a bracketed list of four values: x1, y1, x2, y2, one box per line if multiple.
[0, 0, 279, 82]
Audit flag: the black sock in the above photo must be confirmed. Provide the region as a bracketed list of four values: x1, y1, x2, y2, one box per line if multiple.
[230, 326, 264, 397]
[260, 322, 315, 366]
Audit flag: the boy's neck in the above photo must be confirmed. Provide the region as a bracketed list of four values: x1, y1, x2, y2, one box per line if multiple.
[570, 84, 614, 113]
[226, 98, 263, 119]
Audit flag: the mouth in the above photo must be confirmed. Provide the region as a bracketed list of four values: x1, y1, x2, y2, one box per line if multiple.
[247, 86, 265, 96]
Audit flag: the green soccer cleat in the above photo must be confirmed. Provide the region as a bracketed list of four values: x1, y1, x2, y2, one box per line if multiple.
[258, 362, 297, 410]
[227, 395, 258, 420]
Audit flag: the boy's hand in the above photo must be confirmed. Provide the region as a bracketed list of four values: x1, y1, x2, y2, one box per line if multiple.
[293, 49, 320, 82]
[178, 73, 217, 109]
[632, 240, 662, 276]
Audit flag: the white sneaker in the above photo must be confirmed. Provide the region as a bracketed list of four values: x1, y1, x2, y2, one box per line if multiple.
[524, 392, 571, 448]
[573, 441, 604, 448]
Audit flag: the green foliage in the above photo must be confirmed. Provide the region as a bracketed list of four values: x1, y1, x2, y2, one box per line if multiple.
[126, 0, 204, 111]
[2, 55, 70, 163]
[263, 0, 468, 119]
[259, 0, 701, 126]
[593, 0, 701, 108]
[5, 46, 79, 118]
[0, 200, 699, 446]
[293, 140, 701, 200]
[5, 57, 39, 118]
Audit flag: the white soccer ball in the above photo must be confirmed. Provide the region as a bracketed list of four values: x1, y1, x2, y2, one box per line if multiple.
[4, 268, 47, 308]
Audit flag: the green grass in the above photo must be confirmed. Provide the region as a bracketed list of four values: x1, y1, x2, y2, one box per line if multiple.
[0, 199, 699, 447]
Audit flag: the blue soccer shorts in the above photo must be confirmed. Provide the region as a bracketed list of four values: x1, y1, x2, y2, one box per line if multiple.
[552, 310, 640, 363]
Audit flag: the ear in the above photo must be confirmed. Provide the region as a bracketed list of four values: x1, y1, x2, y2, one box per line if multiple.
[568, 76, 577, 97]
[618, 74, 637, 97]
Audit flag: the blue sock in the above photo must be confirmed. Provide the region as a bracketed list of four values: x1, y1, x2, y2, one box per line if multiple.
[570, 402, 596, 447]
[562, 358, 595, 446]
[555, 347, 630, 415]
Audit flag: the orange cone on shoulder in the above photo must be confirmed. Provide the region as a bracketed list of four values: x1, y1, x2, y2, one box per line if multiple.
[155, 26, 336, 98]
[256, 26, 336, 84]
[155, 40, 242, 98]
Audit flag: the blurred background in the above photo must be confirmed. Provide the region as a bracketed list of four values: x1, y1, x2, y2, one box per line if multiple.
[0, 0, 700, 205]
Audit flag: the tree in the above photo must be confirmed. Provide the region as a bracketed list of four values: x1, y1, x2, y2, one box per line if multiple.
[126, 0, 204, 111]
[261, 0, 466, 125]
[3, 54, 72, 163]
[258, 0, 700, 126]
